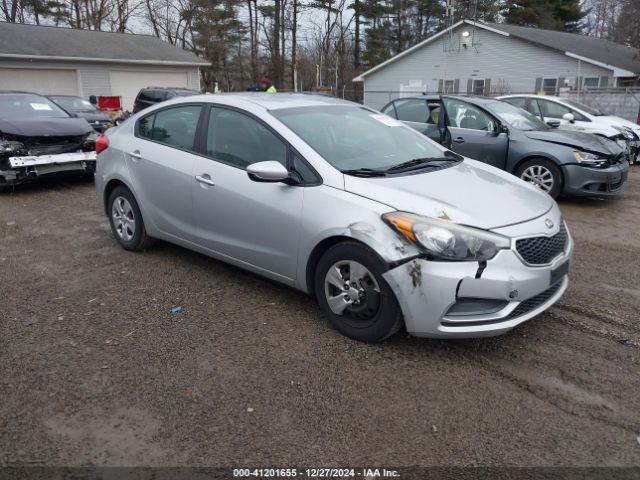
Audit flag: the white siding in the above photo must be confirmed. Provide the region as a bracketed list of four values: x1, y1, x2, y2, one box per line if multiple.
[0, 58, 200, 108]
[79, 69, 111, 97]
[109, 69, 191, 110]
[362, 25, 612, 109]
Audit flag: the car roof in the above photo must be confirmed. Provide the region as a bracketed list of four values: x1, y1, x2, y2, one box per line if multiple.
[499, 94, 564, 101]
[386, 95, 501, 106]
[177, 92, 356, 110]
[0, 90, 42, 95]
[141, 86, 199, 92]
[47, 94, 83, 98]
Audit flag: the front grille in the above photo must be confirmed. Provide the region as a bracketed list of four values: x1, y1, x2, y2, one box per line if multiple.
[506, 280, 563, 320]
[516, 222, 568, 265]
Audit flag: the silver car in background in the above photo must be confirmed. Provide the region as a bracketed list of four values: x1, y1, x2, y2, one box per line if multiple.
[96, 94, 572, 342]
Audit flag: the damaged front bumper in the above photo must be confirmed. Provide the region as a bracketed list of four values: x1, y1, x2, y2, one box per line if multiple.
[0, 151, 97, 186]
[383, 217, 573, 339]
[561, 162, 628, 198]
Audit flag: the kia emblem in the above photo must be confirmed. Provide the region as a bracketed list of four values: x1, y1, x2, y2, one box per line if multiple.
[545, 218, 554, 229]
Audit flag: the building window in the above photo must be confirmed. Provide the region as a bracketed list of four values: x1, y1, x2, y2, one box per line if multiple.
[542, 78, 558, 95]
[438, 79, 459, 94]
[472, 79, 485, 95]
[583, 77, 600, 89]
[444, 80, 455, 93]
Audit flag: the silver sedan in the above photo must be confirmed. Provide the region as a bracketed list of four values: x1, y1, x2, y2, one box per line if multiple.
[95, 93, 572, 342]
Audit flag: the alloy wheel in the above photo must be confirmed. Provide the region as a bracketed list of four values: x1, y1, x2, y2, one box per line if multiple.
[324, 260, 381, 319]
[112, 196, 135, 241]
[521, 165, 554, 193]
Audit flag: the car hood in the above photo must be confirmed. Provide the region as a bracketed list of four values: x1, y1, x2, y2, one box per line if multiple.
[73, 111, 111, 123]
[344, 159, 553, 230]
[0, 117, 93, 137]
[599, 115, 640, 134]
[524, 129, 621, 156]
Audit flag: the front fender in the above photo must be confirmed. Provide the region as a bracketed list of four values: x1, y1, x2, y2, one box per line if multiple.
[296, 185, 422, 292]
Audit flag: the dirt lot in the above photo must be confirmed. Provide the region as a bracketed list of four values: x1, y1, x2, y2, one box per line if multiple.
[1, 170, 640, 468]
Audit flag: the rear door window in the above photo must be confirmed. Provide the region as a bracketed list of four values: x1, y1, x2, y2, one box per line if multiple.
[504, 97, 542, 118]
[137, 105, 202, 151]
[393, 99, 429, 123]
[381, 103, 397, 118]
[538, 99, 587, 121]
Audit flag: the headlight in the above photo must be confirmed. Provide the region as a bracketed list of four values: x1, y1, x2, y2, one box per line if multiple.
[573, 150, 608, 167]
[0, 139, 25, 153]
[383, 212, 510, 262]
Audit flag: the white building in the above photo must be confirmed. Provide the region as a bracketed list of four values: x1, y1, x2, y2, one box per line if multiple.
[354, 20, 640, 111]
[0, 22, 209, 110]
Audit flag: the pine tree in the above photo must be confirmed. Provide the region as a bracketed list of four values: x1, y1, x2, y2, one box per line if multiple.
[503, 0, 586, 32]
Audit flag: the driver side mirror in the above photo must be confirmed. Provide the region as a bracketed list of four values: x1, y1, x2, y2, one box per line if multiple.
[247, 161, 291, 183]
[498, 123, 509, 134]
[562, 112, 575, 123]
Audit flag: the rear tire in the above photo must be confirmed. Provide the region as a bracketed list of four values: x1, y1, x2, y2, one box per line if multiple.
[515, 158, 563, 199]
[314, 242, 403, 342]
[107, 186, 155, 251]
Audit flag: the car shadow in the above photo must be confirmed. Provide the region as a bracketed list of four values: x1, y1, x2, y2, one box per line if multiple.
[0, 174, 94, 195]
[143, 238, 530, 359]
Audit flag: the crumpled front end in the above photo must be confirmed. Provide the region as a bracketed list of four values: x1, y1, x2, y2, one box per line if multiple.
[383, 209, 573, 338]
[0, 133, 97, 186]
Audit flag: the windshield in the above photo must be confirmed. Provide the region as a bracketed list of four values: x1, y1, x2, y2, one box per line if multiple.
[484, 101, 548, 131]
[560, 99, 604, 116]
[271, 105, 447, 171]
[0, 94, 70, 119]
[50, 96, 97, 112]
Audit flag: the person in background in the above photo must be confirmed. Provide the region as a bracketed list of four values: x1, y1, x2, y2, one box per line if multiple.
[259, 75, 277, 93]
[89, 95, 98, 108]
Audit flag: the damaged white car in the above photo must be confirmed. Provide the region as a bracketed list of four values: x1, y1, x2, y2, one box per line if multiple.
[0, 91, 97, 188]
[96, 94, 572, 342]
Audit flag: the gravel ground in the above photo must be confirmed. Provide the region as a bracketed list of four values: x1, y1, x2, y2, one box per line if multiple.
[1, 171, 640, 468]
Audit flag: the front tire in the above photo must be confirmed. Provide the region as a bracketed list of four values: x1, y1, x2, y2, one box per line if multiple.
[107, 186, 155, 251]
[314, 242, 403, 342]
[515, 158, 563, 199]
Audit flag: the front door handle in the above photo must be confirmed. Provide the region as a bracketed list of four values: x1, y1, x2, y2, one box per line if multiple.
[453, 137, 465, 143]
[195, 174, 215, 186]
[127, 150, 142, 160]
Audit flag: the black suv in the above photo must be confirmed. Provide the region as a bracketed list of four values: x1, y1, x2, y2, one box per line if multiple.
[132, 87, 200, 113]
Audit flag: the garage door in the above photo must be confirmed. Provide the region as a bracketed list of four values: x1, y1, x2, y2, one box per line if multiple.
[109, 70, 191, 111]
[0, 68, 79, 95]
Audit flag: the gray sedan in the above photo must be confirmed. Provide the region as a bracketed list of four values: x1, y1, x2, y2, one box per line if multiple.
[382, 95, 629, 199]
[96, 94, 572, 342]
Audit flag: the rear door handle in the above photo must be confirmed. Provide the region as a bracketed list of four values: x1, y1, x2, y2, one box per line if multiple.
[453, 137, 465, 143]
[127, 150, 142, 160]
[195, 174, 215, 186]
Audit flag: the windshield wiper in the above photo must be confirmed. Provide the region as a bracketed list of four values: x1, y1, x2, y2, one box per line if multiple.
[341, 168, 387, 177]
[385, 155, 460, 173]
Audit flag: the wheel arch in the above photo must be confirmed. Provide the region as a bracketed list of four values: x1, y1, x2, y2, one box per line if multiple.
[305, 235, 389, 295]
[511, 154, 562, 174]
[103, 178, 131, 215]
[512, 155, 565, 195]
